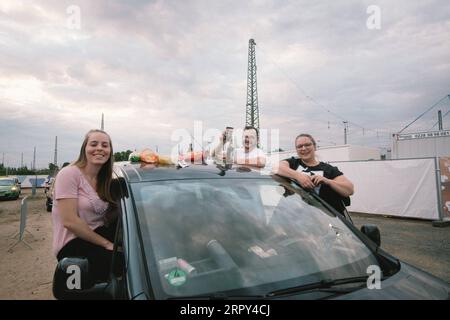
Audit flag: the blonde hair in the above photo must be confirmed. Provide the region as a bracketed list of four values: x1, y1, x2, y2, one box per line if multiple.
[73, 129, 114, 204]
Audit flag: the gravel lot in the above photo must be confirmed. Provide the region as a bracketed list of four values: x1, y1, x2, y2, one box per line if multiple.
[0, 189, 55, 300]
[351, 212, 450, 283]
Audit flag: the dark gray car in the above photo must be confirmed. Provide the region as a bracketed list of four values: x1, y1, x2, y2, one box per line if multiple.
[52, 163, 450, 300]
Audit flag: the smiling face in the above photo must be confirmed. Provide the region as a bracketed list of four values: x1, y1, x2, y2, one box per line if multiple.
[295, 135, 316, 162]
[243, 128, 258, 151]
[84, 131, 111, 166]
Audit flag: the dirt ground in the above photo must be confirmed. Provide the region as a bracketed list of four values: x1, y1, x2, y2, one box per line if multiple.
[0, 189, 55, 300]
[351, 212, 450, 283]
[0, 190, 449, 300]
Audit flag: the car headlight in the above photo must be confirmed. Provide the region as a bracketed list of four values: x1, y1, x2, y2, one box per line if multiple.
[11, 186, 17, 191]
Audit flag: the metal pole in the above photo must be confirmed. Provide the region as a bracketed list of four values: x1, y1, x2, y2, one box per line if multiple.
[434, 157, 444, 221]
[54, 136, 58, 171]
[438, 110, 443, 131]
[32, 146, 36, 195]
[343, 121, 348, 144]
[33, 146, 36, 171]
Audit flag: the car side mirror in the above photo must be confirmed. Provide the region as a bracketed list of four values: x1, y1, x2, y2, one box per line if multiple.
[53, 257, 109, 300]
[360, 224, 381, 247]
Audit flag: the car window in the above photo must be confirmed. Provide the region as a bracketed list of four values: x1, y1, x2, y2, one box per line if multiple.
[0, 179, 15, 186]
[132, 178, 378, 298]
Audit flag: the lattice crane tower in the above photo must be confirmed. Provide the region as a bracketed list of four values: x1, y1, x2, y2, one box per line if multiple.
[245, 39, 260, 131]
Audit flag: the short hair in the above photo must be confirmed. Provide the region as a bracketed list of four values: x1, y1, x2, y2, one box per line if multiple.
[295, 133, 317, 148]
[244, 126, 259, 140]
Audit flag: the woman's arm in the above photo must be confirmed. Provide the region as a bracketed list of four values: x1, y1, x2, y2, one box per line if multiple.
[273, 160, 315, 189]
[311, 175, 354, 197]
[58, 198, 114, 250]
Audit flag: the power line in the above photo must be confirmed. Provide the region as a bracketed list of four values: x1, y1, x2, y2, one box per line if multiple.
[398, 94, 450, 133]
[429, 109, 450, 130]
[256, 45, 393, 138]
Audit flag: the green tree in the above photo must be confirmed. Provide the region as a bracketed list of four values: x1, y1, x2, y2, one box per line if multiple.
[114, 150, 133, 162]
[16, 166, 34, 175]
[49, 163, 59, 174]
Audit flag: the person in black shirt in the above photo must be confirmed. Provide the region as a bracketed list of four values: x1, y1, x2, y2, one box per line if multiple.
[275, 133, 354, 214]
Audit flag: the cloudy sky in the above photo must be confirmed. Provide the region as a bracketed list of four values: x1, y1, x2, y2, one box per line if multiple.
[1, 0, 449, 168]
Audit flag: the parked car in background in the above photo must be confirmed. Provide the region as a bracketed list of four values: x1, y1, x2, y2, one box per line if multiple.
[53, 162, 450, 300]
[0, 177, 21, 200]
[45, 177, 55, 212]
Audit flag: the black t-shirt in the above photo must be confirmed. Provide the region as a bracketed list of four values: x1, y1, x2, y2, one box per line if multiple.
[284, 157, 346, 213]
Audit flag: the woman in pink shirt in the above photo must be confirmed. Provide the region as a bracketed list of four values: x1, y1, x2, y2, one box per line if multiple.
[52, 129, 117, 282]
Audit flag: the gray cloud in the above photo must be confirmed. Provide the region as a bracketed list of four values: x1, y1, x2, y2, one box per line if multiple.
[0, 0, 449, 167]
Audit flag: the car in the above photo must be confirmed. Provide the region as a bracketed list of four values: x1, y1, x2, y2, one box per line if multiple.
[52, 162, 450, 300]
[44, 177, 55, 212]
[0, 177, 21, 200]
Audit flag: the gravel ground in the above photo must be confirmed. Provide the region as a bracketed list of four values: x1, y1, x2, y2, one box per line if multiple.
[0, 189, 55, 300]
[351, 212, 450, 283]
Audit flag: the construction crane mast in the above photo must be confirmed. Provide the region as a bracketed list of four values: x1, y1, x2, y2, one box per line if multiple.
[54, 136, 58, 173]
[245, 39, 260, 131]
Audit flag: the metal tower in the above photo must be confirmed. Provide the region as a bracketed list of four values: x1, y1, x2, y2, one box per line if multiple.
[245, 39, 260, 131]
[33, 146, 36, 171]
[101, 113, 104, 130]
[54, 136, 58, 170]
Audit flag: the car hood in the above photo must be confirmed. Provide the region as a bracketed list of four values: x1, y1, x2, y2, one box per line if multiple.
[0, 185, 14, 191]
[336, 261, 450, 300]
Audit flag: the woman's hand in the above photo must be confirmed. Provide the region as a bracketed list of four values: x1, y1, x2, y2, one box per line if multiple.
[104, 240, 114, 251]
[295, 172, 315, 189]
[311, 175, 330, 186]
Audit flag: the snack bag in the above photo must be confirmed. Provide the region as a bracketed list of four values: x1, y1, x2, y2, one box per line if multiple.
[158, 155, 174, 165]
[140, 149, 159, 164]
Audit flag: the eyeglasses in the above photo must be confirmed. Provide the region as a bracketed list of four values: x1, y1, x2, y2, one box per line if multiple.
[296, 143, 313, 149]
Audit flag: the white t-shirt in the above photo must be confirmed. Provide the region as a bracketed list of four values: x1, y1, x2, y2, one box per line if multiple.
[235, 147, 266, 164]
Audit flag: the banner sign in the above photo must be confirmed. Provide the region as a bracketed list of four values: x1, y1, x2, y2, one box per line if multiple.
[397, 130, 450, 141]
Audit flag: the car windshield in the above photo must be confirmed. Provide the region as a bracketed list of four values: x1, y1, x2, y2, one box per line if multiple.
[0, 179, 14, 186]
[132, 177, 379, 298]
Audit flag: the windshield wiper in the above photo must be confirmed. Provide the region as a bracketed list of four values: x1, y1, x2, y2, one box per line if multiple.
[167, 292, 266, 300]
[167, 276, 372, 300]
[267, 276, 371, 297]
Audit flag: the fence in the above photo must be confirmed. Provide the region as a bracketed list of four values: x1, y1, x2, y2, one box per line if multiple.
[330, 157, 448, 221]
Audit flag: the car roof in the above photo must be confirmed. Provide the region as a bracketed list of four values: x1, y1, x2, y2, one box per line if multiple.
[114, 162, 272, 183]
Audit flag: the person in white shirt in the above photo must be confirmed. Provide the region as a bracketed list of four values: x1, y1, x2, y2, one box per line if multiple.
[210, 127, 234, 164]
[234, 126, 266, 168]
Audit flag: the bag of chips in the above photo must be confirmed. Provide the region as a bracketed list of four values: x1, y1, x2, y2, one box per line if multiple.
[140, 149, 159, 164]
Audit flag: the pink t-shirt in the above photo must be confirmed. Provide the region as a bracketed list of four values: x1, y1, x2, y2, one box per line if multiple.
[52, 165, 109, 257]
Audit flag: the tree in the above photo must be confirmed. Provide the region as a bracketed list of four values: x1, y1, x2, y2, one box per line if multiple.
[114, 150, 133, 162]
[49, 163, 59, 174]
